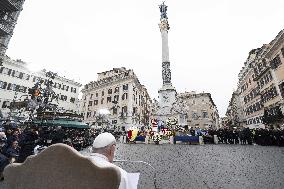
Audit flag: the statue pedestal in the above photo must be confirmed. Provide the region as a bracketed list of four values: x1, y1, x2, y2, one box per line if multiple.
[157, 84, 176, 116]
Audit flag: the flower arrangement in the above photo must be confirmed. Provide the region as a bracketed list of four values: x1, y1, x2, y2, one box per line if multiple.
[152, 133, 162, 145]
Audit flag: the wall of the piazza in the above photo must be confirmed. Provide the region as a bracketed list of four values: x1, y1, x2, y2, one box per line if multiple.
[178, 92, 220, 129]
[0, 56, 82, 113]
[228, 29, 284, 129]
[81, 68, 152, 130]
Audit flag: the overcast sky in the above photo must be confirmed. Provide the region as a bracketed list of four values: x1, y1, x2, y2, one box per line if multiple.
[6, 0, 284, 116]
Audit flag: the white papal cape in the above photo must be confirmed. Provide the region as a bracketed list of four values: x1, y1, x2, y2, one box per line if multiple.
[90, 153, 134, 189]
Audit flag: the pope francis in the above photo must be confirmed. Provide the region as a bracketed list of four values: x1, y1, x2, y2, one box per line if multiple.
[90, 132, 134, 189]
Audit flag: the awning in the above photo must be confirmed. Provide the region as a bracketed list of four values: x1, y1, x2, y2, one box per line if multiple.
[34, 120, 90, 129]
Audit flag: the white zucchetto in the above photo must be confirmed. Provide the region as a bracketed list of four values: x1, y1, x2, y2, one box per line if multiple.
[93, 132, 116, 148]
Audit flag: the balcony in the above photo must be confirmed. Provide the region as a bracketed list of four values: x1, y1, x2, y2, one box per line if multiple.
[0, 19, 13, 36]
[0, 0, 23, 11]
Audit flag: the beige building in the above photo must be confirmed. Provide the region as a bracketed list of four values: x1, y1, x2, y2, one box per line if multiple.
[259, 30, 284, 127]
[175, 91, 220, 129]
[237, 48, 266, 128]
[81, 67, 152, 130]
[226, 90, 244, 128]
[228, 29, 284, 129]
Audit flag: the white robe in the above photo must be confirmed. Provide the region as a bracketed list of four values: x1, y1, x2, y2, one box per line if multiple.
[90, 153, 133, 189]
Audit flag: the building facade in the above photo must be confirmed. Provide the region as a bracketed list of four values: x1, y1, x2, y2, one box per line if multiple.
[227, 29, 284, 129]
[0, 0, 26, 62]
[176, 91, 220, 129]
[81, 67, 152, 130]
[226, 90, 244, 128]
[0, 56, 82, 115]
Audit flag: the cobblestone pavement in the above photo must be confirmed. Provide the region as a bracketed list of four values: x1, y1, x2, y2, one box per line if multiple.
[111, 144, 284, 189]
[1, 144, 284, 189]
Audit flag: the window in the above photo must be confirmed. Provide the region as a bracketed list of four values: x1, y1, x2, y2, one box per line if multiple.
[60, 95, 67, 101]
[107, 96, 112, 103]
[66, 86, 69, 91]
[2, 68, 11, 75]
[94, 100, 98, 105]
[70, 97, 75, 103]
[72, 88, 77, 93]
[133, 107, 137, 115]
[122, 106, 127, 116]
[281, 47, 284, 57]
[7, 83, 12, 90]
[90, 94, 93, 99]
[101, 98, 104, 104]
[95, 93, 98, 97]
[0, 81, 4, 90]
[123, 84, 128, 90]
[122, 93, 128, 100]
[88, 101, 93, 106]
[108, 88, 112, 94]
[114, 87, 119, 93]
[202, 112, 208, 118]
[15, 85, 20, 92]
[113, 108, 117, 115]
[57, 83, 61, 89]
[2, 101, 9, 108]
[19, 86, 27, 93]
[11, 70, 15, 77]
[13, 71, 20, 78]
[256, 117, 260, 124]
[87, 112, 91, 118]
[19, 72, 23, 79]
[114, 95, 119, 102]
[270, 55, 282, 69]
[102, 90, 104, 96]
[279, 82, 284, 98]
[192, 112, 198, 120]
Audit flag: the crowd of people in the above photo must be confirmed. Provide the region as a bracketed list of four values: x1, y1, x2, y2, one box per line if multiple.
[215, 127, 284, 146]
[0, 119, 284, 180]
[180, 126, 284, 147]
[123, 126, 284, 147]
[0, 120, 98, 180]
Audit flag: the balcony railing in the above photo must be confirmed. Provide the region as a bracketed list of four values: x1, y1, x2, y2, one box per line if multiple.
[0, 0, 23, 11]
[0, 19, 13, 35]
